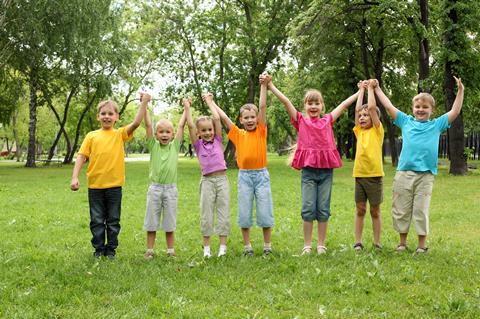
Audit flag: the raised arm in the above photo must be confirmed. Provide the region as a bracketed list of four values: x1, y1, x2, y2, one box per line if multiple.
[258, 74, 268, 125]
[127, 92, 150, 135]
[203, 93, 222, 138]
[70, 154, 86, 191]
[205, 95, 233, 131]
[331, 91, 359, 122]
[175, 108, 186, 142]
[355, 80, 367, 126]
[447, 76, 464, 124]
[367, 80, 381, 127]
[373, 80, 399, 120]
[144, 104, 153, 139]
[264, 74, 297, 120]
[183, 97, 198, 144]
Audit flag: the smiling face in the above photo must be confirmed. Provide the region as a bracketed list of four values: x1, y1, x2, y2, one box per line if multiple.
[240, 109, 258, 131]
[97, 103, 119, 130]
[303, 89, 324, 119]
[358, 107, 373, 129]
[155, 120, 174, 145]
[196, 118, 215, 142]
[412, 93, 435, 122]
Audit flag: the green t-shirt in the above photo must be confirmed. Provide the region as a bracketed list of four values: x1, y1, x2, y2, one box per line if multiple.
[147, 137, 180, 184]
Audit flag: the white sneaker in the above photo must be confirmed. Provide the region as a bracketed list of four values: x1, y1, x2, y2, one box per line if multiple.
[317, 245, 327, 255]
[203, 251, 211, 258]
[218, 250, 226, 257]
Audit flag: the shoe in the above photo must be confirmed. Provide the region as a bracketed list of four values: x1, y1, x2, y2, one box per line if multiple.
[353, 243, 364, 251]
[218, 250, 227, 257]
[263, 247, 273, 256]
[415, 247, 428, 254]
[203, 251, 211, 258]
[167, 252, 176, 257]
[144, 250, 154, 260]
[373, 243, 383, 250]
[104, 249, 116, 260]
[243, 248, 254, 257]
[396, 244, 407, 252]
[317, 245, 327, 255]
[301, 246, 312, 255]
[93, 251, 102, 259]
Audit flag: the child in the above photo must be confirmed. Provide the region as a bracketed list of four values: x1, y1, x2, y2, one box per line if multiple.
[143, 99, 187, 259]
[185, 94, 230, 258]
[374, 77, 464, 253]
[211, 83, 274, 257]
[70, 95, 148, 259]
[264, 73, 360, 255]
[352, 80, 384, 251]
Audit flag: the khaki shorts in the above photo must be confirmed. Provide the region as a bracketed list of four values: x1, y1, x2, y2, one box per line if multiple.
[144, 183, 178, 232]
[392, 171, 434, 236]
[200, 174, 230, 236]
[355, 177, 383, 206]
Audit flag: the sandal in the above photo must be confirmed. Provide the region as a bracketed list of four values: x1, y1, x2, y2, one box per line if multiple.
[353, 243, 364, 251]
[317, 245, 327, 255]
[373, 243, 383, 250]
[301, 246, 312, 255]
[396, 244, 407, 252]
[415, 247, 429, 254]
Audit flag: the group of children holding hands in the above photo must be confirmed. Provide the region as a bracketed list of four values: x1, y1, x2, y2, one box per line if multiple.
[70, 72, 464, 259]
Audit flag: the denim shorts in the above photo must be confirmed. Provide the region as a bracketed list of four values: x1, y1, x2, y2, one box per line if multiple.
[301, 167, 333, 222]
[237, 168, 274, 228]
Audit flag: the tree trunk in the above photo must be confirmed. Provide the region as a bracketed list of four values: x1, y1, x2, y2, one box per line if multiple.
[418, 0, 430, 93]
[12, 109, 22, 161]
[25, 68, 38, 167]
[444, 3, 466, 175]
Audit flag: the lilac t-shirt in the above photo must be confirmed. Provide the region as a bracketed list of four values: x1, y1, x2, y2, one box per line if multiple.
[193, 135, 227, 176]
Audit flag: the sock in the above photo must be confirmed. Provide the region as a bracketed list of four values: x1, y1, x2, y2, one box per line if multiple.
[219, 244, 227, 253]
[203, 246, 211, 255]
[167, 248, 175, 254]
[264, 242, 272, 249]
[244, 243, 252, 251]
[146, 248, 154, 253]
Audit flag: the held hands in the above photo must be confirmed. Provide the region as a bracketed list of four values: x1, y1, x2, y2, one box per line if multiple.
[139, 92, 152, 104]
[357, 80, 369, 90]
[70, 178, 79, 191]
[259, 72, 272, 85]
[202, 92, 214, 104]
[182, 97, 192, 108]
[454, 76, 464, 90]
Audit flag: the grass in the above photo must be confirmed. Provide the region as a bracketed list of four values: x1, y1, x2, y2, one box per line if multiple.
[0, 156, 479, 318]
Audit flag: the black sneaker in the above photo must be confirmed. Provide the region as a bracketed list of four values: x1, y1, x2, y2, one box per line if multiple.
[93, 251, 103, 259]
[104, 250, 116, 260]
[263, 247, 273, 256]
[243, 248, 254, 257]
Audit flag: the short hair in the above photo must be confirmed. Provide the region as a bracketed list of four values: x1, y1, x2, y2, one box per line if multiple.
[155, 119, 174, 131]
[97, 100, 119, 113]
[195, 116, 213, 129]
[239, 103, 258, 116]
[303, 89, 324, 105]
[360, 103, 381, 118]
[412, 92, 435, 109]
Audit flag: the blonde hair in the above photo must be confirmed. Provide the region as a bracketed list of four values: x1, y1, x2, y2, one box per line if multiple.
[97, 100, 119, 113]
[195, 116, 213, 129]
[239, 103, 258, 115]
[360, 104, 381, 118]
[155, 118, 174, 131]
[304, 89, 324, 105]
[412, 92, 435, 110]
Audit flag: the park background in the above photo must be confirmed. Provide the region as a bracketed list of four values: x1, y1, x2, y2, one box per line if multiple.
[1, 0, 480, 318]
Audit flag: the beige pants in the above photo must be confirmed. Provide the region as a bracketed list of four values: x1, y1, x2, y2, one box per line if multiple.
[200, 174, 230, 237]
[392, 171, 434, 236]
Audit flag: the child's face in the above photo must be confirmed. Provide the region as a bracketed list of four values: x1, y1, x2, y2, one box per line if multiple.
[197, 119, 215, 142]
[239, 109, 258, 131]
[358, 108, 373, 129]
[304, 100, 323, 118]
[97, 104, 119, 130]
[155, 122, 174, 145]
[413, 98, 433, 122]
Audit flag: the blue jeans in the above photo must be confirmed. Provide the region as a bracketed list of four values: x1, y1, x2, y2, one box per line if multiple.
[237, 169, 274, 228]
[88, 187, 122, 254]
[301, 168, 333, 222]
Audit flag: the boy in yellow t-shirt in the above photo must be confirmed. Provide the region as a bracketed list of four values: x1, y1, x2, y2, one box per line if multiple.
[70, 94, 149, 259]
[208, 77, 274, 257]
[352, 80, 384, 251]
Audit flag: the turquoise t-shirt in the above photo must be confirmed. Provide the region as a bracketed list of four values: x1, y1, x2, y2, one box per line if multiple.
[394, 111, 450, 175]
[147, 138, 180, 184]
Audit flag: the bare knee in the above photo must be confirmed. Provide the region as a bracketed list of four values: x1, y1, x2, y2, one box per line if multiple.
[356, 203, 367, 217]
[370, 206, 381, 219]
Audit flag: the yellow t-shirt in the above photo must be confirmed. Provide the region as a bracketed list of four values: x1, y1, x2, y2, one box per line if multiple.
[78, 126, 133, 188]
[227, 122, 267, 169]
[353, 124, 384, 177]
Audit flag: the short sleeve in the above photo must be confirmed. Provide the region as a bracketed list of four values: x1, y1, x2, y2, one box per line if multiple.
[374, 122, 384, 138]
[78, 133, 92, 158]
[227, 124, 240, 145]
[290, 111, 301, 131]
[435, 113, 451, 132]
[393, 111, 408, 128]
[173, 139, 181, 153]
[119, 126, 133, 142]
[353, 125, 360, 138]
[256, 120, 267, 137]
[146, 137, 156, 151]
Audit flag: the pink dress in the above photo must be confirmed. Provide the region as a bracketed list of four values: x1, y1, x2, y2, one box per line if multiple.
[291, 112, 342, 170]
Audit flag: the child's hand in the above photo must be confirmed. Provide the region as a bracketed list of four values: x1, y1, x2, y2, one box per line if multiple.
[182, 97, 192, 108]
[454, 76, 464, 90]
[369, 79, 379, 88]
[259, 72, 271, 85]
[202, 93, 213, 103]
[70, 178, 80, 191]
[140, 92, 152, 104]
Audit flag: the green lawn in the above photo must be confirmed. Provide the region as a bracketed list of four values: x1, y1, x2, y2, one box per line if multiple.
[1, 156, 479, 318]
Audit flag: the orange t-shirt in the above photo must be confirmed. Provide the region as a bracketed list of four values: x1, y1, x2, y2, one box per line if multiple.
[227, 122, 267, 169]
